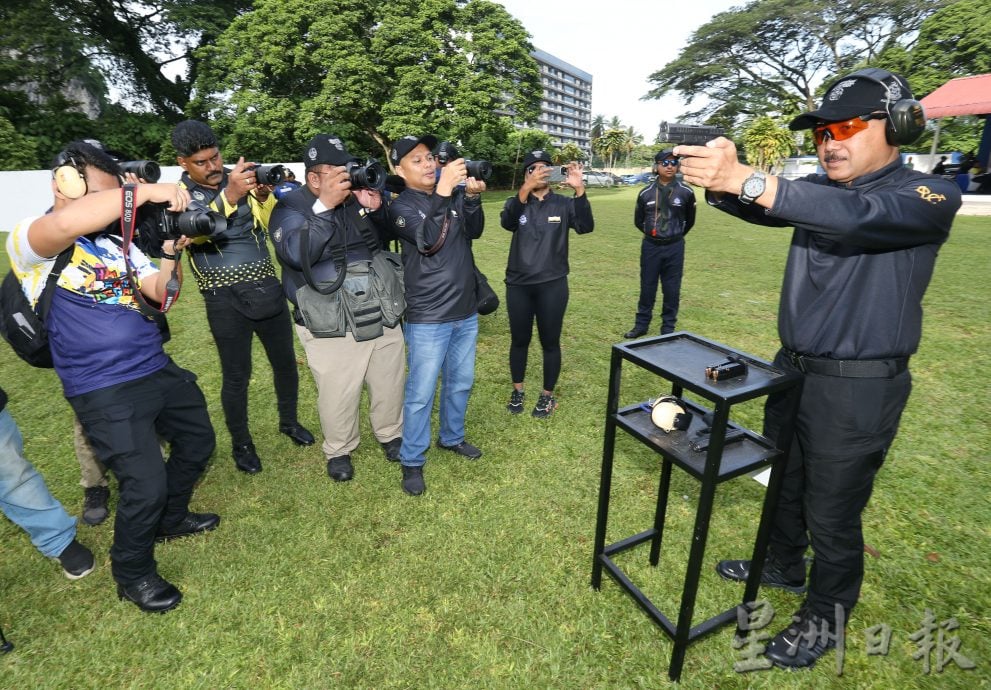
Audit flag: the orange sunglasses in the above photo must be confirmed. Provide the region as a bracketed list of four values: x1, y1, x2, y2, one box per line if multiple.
[813, 114, 886, 145]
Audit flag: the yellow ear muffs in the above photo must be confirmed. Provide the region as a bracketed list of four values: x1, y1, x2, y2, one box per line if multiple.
[650, 395, 693, 432]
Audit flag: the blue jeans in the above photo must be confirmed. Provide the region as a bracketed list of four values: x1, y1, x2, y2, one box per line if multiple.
[0, 408, 76, 559]
[401, 314, 478, 467]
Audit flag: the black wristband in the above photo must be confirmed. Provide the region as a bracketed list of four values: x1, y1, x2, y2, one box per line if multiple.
[161, 249, 181, 261]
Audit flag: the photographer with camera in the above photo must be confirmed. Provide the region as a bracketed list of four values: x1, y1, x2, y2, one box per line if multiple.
[500, 151, 593, 419]
[6, 140, 219, 612]
[387, 134, 486, 496]
[675, 69, 961, 668]
[171, 120, 314, 475]
[269, 134, 404, 484]
[623, 149, 697, 339]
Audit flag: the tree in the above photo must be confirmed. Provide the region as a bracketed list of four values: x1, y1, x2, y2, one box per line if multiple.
[596, 129, 627, 169]
[742, 116, 795, 173]
[192, 0, 541, 165]
[875, 0, 991, 154]
[557, 143, 586, 164]
[644, 0, 948, 127]
[0, 117, 39, 170]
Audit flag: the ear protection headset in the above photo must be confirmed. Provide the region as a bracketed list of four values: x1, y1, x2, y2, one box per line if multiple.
[52, 150, 87, 199]
[650, 396, 693, 433]
[828, 68, 926, 146]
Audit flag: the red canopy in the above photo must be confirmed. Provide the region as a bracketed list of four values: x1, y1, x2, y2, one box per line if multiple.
[921, 74, 991, 118]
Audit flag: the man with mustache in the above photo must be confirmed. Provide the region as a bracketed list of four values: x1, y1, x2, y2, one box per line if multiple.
[675, 69, 961, 669]
[172, 120, 314, 475]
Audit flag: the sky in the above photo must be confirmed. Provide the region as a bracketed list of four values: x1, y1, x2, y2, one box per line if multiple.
[495, 0, 743, 140]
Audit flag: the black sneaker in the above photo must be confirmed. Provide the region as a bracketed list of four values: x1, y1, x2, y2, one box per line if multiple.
[507, 389, 525, 414]
[532, 393, 558, 419]
[715, 557, 807, 594]
[327, 455, 354, 482]
[437, 440, 482, 459]
[82, 486, 110, 526]
[57, 539, 95, 580]
[764, 606, 839, 669]
[401, 466, 425, 496]
[381, 438, 402, 462]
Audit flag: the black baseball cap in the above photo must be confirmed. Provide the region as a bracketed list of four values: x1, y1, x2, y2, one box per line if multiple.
[790, 71, 913, 130]
[655, 149, 676, 162]
[522, 150, 553, 171]
[303, 134, 353, 169]
[390, 134, 438, 165]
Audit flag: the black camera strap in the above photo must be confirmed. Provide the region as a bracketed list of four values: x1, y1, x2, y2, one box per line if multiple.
[299, 195, 387, 295]
[119, 184, 181, 315]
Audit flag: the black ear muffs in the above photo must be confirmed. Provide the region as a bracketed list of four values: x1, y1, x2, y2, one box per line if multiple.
[53, 152, 87, 199]
[833, 68, 926, 146]
[650, 396, 693, 433]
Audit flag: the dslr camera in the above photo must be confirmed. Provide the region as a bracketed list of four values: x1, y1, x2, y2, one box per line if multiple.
[119, 160, 162, 182]
[435, 141, 492, 180]
[152, 199, 228, 240]
[345, 158, 387, 191]
[248, 164, 286, 185]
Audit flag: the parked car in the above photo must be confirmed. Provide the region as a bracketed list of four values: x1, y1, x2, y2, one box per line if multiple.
[582, 170, 614, 187]
[621, 174, 639, 185]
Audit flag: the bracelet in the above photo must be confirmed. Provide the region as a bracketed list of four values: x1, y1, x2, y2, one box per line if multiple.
[161, 249, 181, 261]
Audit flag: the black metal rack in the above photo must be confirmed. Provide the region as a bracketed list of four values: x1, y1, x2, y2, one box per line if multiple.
[591, 332, 802, 681]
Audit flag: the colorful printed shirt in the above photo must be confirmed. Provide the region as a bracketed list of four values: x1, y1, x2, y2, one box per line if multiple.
[7, 219, 169, 397]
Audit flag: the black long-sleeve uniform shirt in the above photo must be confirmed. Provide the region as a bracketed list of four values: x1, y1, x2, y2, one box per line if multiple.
[500, 190, 593, 285]
[634, 179, 696, 241]
[387, 188, 484, 323]
[709, 160, 961, 359]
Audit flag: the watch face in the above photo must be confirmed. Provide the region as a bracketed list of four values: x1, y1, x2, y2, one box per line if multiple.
[743, 174, 765, 198]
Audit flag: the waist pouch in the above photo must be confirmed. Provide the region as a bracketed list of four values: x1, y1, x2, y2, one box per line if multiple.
[296, 255, 406, 341]
[228, 276, 285, 320]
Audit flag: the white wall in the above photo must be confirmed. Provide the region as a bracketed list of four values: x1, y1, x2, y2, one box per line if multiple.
[0, 163, 305, 233]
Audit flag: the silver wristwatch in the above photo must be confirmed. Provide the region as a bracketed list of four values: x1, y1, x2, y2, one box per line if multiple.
[739, 171, 766, 204]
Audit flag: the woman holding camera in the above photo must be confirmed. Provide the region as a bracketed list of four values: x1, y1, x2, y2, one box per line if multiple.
[499, 151, 594, 418]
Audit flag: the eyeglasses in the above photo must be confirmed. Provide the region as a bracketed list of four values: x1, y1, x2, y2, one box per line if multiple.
[657, 160, 678, 167]
[812, 114, 886, 145]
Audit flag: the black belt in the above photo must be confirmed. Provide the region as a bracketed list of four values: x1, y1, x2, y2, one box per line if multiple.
[644, 234, 683, 245]
[783, 348, 908, 378]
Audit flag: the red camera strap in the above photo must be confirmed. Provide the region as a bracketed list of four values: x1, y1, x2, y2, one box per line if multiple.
[119, 184, 181, 315]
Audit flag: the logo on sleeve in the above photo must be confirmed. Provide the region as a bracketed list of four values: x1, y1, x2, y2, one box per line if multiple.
[272, 227, 282, 242]
[548, 216, 561, 223]
[519, 215, 527, 226]
[394, 216, 406, 228]
[915, 185, 947, 204]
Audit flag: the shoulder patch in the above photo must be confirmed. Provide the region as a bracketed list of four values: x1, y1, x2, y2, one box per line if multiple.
[395, 216, 406, 228]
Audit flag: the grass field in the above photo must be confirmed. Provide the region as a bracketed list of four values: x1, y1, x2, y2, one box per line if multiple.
[1, 185, 989, 689]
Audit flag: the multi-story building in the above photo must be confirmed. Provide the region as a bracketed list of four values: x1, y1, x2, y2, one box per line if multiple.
[531, 49, 593, 156]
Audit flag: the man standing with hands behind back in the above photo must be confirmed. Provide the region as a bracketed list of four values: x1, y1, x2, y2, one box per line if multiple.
[675, 68, 960, 669]
[624, 149, 696, 339]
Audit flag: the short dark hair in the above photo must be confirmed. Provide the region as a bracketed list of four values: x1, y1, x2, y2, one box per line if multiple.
[171, 119, 219, 157]
[52, 140, 121, 178]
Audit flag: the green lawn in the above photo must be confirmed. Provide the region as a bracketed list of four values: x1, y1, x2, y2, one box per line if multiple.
[1, 185, 988, 688]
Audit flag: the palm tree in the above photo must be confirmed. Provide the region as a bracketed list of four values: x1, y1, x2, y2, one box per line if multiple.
[623, 126, 643, 167]
[590, 115, 606, 167]
[599, 129, 627, 170]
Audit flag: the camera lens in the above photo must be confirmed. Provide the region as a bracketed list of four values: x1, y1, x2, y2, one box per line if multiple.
[560, 166, 568, 176]
[252, 164, 285, 185]
[177, 209, 227, 237]
[346, 159, 386, 191]
[120, 160, 161, 183]
[465, 159, 492, 180]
